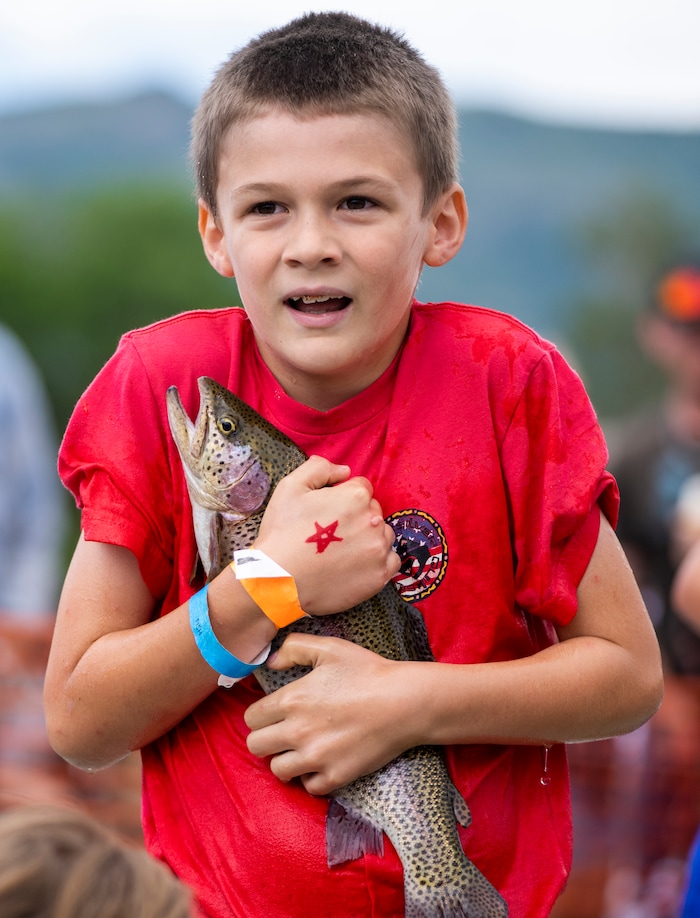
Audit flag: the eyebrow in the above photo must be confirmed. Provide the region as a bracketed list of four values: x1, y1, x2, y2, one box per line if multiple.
[230, 176, 402, 200]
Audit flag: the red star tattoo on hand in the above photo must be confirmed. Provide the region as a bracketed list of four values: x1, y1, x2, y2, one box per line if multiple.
[306, 520, 343, 554]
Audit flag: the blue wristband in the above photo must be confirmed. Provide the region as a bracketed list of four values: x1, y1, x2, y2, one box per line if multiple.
[189, 584, 270, 687]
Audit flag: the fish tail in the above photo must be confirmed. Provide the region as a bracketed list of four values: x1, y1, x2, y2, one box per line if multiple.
[404, 864, 509, 918]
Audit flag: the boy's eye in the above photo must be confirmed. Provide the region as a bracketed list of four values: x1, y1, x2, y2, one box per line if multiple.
[251, 201, 283, 215]
[342, 196, 374, 211]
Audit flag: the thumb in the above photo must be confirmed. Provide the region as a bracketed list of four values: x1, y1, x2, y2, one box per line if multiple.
[295, 455, 351, 492]
[266, 632, 328, 671]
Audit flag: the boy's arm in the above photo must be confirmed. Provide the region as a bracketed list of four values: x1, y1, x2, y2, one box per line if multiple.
[245, 511, 664, 795]
[44, 458, 399, 770]
[43, 534, 272, 770]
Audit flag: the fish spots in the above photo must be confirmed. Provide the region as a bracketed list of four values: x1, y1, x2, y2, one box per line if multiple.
[306, 520, 343, 553]
[169, 378, 508, 916]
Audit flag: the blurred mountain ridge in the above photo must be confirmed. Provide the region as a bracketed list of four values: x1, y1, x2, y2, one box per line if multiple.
[0, 90, 192, 192]
[2, 89, 699, 337]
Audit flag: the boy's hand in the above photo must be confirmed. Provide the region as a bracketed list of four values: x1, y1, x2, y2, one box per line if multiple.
[244, 633, 417, 795]
[254, 456, 400, 616]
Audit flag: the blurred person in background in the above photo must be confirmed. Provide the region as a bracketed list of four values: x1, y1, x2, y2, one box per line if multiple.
[0, 323, 66, 809]
[0, 803, 193, 917]
[601, 261, 700, 917]
[670, 526, 700, 918]
[0, 323, 64, 621]
[612, 259, 700, 673]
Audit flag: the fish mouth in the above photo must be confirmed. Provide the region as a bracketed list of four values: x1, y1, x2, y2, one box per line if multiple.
[218, 456, 269, 516]
[187, 452, 269, 516]
[286, 294, 352, 315]
[206, 451, 258, 491]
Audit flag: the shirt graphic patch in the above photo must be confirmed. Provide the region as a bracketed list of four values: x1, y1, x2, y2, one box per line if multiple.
[387, 509, 448, 602]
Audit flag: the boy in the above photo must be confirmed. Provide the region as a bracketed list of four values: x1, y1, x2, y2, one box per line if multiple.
[44, 12, 663, 917]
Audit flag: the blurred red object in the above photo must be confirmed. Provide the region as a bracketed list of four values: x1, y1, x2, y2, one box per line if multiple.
[0, 617, 142, 842]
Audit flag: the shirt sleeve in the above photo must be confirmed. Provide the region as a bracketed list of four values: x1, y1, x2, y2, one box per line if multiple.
[58, 335, 175, 599]
[500, 344, 619, 626]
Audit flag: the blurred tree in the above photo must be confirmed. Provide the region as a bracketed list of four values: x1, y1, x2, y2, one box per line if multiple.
[0, 182, 239, 432]
[567, 188, 699, 419]
[1, 182, 240, 561]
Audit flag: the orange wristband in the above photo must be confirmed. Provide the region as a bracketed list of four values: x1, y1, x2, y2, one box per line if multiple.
[231, 549, 308, 629]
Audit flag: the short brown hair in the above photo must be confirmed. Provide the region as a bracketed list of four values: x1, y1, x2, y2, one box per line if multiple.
[191, 11, 459, 218]
[0, 804, 192, 918]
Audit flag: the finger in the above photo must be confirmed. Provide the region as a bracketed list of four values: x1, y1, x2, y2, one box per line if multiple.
[270, 752, 344, 795]
[278, 755, 334, 797]
[243, 692, 282, 731]
[272, 456, 350, 500]
[300, 771, 337, 796]
[243, 634, 330, 732]
[245, 719, 290, 758]
[387, 548, 402, 578]
[368, 497, 384, 523]
[266, 632, 329, 672]
[268, 750, 312, 785]
[298, 455, 351, 491]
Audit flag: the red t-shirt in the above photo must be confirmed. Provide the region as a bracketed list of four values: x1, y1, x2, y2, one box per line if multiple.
[59, 301, 618, 917]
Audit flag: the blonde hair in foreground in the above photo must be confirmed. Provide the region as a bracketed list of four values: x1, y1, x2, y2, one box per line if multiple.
[0, 804, 192, 918]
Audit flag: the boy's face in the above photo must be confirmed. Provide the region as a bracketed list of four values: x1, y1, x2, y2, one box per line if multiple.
[640, 314, 700, 396]
[199, 109, 465, 410]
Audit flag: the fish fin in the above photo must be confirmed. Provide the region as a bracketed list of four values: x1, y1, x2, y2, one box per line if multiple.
[208, 514, 223, 577]
[404, 863, 509, 918]
[451, 784, 472, 829]
[191, 503, 217, 578]
[404, 874, 509, 918]
[326, 798, 384, 867]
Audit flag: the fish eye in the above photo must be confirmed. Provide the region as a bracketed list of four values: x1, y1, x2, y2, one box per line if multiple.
[217, 416, 236, 436]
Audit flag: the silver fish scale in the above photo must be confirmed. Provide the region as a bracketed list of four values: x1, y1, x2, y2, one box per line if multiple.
[215, 511, 263, 577]
[339, 748, 510, 918]
[255, 582, 435, 692]
[166, 377, 509, 918]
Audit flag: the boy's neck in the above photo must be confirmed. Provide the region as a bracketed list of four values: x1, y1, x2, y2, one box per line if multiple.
[254, 314, 411, 412]
[272, 369, 382, 413]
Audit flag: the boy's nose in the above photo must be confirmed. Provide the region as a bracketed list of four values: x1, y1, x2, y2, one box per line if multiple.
[283, 215, 341, 268]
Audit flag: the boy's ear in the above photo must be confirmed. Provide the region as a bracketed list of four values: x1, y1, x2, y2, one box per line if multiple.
[423, 184, 468, 268]
[198, 201, 235, 278]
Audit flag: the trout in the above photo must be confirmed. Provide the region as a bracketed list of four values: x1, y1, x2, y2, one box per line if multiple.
[166, 376, 508, 918]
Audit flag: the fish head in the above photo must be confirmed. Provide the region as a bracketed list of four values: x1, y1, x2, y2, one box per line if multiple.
[166, 377, 306, 519]
[168, 378, 267, 518]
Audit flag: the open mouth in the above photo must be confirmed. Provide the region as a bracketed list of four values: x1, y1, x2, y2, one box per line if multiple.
[286, 294, 351, 314]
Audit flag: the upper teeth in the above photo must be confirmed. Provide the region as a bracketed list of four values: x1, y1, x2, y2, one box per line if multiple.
[291, 295, 333, 304]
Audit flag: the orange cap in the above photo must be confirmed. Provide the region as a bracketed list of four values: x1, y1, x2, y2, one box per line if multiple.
[656, 267, 700, 322]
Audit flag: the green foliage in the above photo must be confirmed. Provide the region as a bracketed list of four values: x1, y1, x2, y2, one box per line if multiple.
[568, 189, 700, 419]
[0, 182, 240, 432]
[570, 295, 666, 417]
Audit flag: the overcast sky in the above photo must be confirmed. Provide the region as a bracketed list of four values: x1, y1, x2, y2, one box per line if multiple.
[1, 0, 699, 129]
